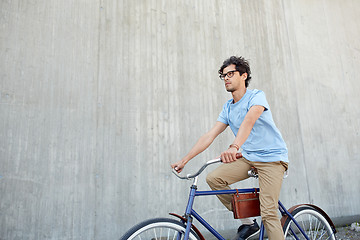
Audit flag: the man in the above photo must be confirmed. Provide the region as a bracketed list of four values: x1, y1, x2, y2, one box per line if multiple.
[171, 56, 288, 240]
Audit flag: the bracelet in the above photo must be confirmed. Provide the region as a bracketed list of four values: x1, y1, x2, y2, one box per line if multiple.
[229, 144, 240, 151]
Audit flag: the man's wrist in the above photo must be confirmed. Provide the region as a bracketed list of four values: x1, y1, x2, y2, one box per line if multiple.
[181, 158, 190, 165]
[229, 144, 240, 151]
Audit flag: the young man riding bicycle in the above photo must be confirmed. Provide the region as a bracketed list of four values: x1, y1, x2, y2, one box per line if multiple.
[171, 56, 288, 240]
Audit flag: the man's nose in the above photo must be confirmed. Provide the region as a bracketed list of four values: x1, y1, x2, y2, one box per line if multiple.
[224, 75, 230, 80]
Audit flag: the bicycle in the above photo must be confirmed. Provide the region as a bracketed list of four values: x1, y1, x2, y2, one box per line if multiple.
[120, 158, 337, 240]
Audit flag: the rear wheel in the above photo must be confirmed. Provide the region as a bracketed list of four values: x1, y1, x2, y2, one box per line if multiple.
[120, 217, 200, 240]
[283, 206, 336, 239]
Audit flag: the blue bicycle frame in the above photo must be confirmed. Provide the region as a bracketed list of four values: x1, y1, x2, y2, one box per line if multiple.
[180, 184, 311, 240]
[170, 159, 335, 240]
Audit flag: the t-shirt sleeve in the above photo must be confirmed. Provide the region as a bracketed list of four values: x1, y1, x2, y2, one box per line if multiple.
[217, 102, 229, 125]
[248, 90, 270, 111]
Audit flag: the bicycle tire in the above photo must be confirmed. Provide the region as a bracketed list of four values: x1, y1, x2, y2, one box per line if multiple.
[120, 217, 200, 240]
[283, 206, 336, 240]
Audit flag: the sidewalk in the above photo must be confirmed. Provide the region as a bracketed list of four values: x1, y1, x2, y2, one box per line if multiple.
[336, 226, 360, 240]
[204, 223, 360, 240]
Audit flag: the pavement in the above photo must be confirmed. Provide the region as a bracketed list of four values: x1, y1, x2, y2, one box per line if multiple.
[204, 223, 360, 240]
[336, 225, 360, 240]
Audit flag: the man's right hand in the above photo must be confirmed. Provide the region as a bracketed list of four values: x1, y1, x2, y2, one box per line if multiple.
[171, 160, 186, 173]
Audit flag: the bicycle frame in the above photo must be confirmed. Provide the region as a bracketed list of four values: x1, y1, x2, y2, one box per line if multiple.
[179, 177, 311, 240]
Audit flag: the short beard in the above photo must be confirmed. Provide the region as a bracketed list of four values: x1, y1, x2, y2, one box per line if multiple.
[226, 87, 235, 92]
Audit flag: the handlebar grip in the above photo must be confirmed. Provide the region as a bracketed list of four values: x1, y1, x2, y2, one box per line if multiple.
[220, 152, 243, 162]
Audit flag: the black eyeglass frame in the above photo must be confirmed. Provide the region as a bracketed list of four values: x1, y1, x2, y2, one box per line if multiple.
[219, 70, 239, 80]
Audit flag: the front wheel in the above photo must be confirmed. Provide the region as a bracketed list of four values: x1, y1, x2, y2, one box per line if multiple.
[283, 206, 336, 240]
[120, 217, 200, 240]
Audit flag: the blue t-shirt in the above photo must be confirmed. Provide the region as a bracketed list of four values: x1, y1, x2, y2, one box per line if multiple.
[217, 89, 288, 163]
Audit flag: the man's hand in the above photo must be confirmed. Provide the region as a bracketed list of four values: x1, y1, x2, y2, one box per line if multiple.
[220, 147, 242, 163]
[171, 160, 186, 173]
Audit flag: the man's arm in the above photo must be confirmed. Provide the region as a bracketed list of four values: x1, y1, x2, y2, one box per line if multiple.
[171, 121, 228, 173]
[220, 105, 265, 163]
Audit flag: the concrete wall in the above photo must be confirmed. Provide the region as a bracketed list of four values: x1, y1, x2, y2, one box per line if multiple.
[1, 0, 359, 239]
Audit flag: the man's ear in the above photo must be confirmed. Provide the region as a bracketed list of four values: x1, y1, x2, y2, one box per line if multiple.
[242, 72, 248, 80]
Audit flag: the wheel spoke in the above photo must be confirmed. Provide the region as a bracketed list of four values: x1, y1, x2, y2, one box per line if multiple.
[308, 213, 314, 239]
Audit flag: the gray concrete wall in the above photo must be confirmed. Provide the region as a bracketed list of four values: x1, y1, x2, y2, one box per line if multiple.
[1, 0, 359, 239]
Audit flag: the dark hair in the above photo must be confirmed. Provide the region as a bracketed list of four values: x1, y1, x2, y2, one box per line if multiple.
[218, 56, 252, 87]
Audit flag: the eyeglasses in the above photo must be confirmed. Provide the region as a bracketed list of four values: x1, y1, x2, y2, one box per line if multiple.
[219, 70, 238, 80]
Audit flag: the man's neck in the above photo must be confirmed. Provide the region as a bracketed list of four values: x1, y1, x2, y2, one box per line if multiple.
[232, 88, 247, 103]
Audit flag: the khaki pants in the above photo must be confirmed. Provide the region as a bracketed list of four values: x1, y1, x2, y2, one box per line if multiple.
[206, 157, 288, 240]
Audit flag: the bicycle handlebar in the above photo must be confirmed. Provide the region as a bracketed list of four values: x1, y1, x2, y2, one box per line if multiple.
[172, 158, 222, 180]
[172, 153, 260, 180]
